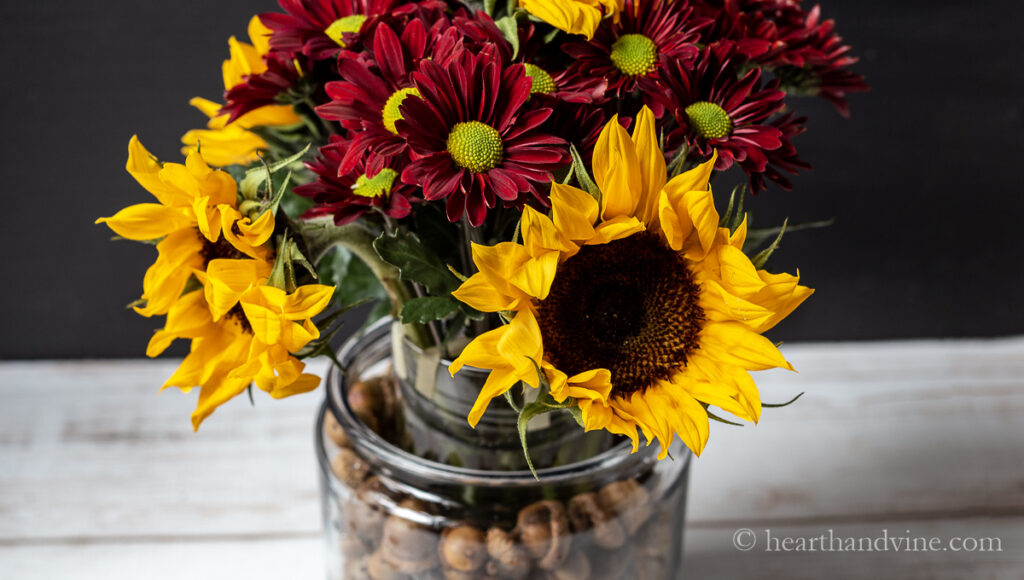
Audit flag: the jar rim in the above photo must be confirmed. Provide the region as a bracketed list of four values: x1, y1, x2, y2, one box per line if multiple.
[323, 318, 684, 487]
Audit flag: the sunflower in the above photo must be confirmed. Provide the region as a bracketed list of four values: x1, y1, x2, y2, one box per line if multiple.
[181, 16, 301, 167]
[449, 106, 812, 458]
[97, 137, 273, 317]
[398, 47, 570, 226]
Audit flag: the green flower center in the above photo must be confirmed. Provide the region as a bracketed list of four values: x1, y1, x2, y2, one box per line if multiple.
[382, 87, 421, 135]
[351, 168, 398, 199]
[325, 15, 367, 47]
[446, 121, 503, 173]
[609, 34, 658, 77]
[523, 64, 557, 95]
[684, 101, 733, 140]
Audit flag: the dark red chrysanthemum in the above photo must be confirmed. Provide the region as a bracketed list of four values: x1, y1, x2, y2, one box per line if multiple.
[259, 0, 401, 60]
[747, 112, 811, 192]
[563, 0, 711, 113]
[397, 48, 570, 226]
[695, 0, 867, 116]
[315, 21, 450, 175]
[221, 56, 303, 123]
[657, 41, 807, 193]
[295, 135, 417, 225]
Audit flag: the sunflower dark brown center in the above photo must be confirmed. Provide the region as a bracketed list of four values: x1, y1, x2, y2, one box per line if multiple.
[537, 232, 704, 396]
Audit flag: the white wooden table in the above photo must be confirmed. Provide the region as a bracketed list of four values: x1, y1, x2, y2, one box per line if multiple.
[1, 338, 1022, 579]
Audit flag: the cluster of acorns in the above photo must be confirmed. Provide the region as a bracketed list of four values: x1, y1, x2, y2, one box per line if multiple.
[323, 376, 679, 580]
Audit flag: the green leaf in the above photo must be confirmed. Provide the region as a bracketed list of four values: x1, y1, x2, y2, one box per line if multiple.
[569, 144, 601, 201]
[484, 0, 497, 16]
[744, 218, 835, 251]
[400, 296, 460, 324]
[762, 392, 804, 409]
[373, 230, 460, 295]
[316, 245, 388, 307]
[567, 406, 585, 428]
[494, 16, 520, 59]
[239, 143, 311, 200]
[751, 218, 787, 269]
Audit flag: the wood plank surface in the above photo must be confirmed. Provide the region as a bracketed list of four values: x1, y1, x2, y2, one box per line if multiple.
[0, 338, 1021, 578]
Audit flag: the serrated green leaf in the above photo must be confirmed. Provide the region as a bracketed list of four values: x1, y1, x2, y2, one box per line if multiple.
[569, 145, 601, 202]
[400, 296, 460, 324]
[240, 143, 311, 199]
[494, 16, 520, 59]
[373, 231, 459, 295]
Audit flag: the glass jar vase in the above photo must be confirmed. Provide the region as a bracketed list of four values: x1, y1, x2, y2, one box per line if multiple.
[316, 320, 692, 579]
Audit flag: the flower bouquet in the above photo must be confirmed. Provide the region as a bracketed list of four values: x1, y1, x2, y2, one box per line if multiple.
[98, 0, 864, 577]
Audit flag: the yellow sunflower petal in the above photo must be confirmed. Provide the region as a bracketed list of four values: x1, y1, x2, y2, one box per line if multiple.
[700, 321, 794, 371]
[519, 0, 603, 39]
[589, 215, 646, 245]
[452, 272, 518, 313]
[563, 368, 613, 402]
[521, 205, 576, 258]
[146, 290, 215, 357]
[509, 251, 559, 300]
[134, 230, 205, 317]
[577, 399, 641, 450]
[497, 310, 544, 386]
[593, 115, 642, 220]
[747, 270, 815, 333]
[203, 258, 270, 321]
[223, 36, 264, 90]
[631, 106, 666, 226]
[95, 203, 193, 241]
[549, 182, 598, 242]
[125, 136, 189, 207]
[247, 15, 273, 56]
[281, 284, 335, 320]
[646, 385, 710, 458]
[714, 245, 767, 297]
[467, 367, 521, 427]
[449, 325, 510, 376]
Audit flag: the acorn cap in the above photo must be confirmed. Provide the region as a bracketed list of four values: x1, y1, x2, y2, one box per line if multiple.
[331, 447, 370, 489]
[485, 527, 532, 579]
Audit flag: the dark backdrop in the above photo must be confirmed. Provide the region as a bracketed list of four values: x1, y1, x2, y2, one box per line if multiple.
[1, 0, 1021, 359]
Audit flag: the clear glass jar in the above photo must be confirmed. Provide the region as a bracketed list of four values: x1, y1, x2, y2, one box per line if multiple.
[316, 320, 691, 579]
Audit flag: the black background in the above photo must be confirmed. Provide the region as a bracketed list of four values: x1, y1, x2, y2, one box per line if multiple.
[1, 0, 1021, 359]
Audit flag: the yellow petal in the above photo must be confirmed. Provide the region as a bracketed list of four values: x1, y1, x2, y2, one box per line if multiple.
[467, 367, 520, 427]
[125, 136, 190, 207]
[247, 15, 273, 56]
[146, 290, 214, 357]
[699, 279, 774, 329]
[134, 229, 205, 317]
[699, 321, 794, 372]
[497, 310, 544, 386]
[563, 368, 613, 403]
[203, 258, 270, 321]
[471, 242, 533, 306]
[223, 36, 264, 90]
[747, 270, 814, 333]
[521, 206, 576, 258]
[593, 115, 642, 220]
[549, 182, 598, 242]
[509, 250, 559, 300]
[95, 203, 193, 241]
[631, 106, 666, 226]
[188, 97, 226, 121]
[666, 150, 716, 196]
[281, 284, 335, 320]
[519, 0, 602, 39]
[452, 272, 518, 313]
[235, 104, 301, 129]
[714, 245, 766, 297]
[646, 384, 710, 458]
[450, 325, 511, 376]
[589, 215, 645, 245]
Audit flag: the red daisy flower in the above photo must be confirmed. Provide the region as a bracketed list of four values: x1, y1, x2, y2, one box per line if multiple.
[259, 0, 401, 60]
[397, 48, 570, 226]
[315, 20, 448, 175]
[697, 0, 867, 116]
[294, 135, 417, 225]
[221, 56, 303, 123]
[747, 112, 811, 192]
[563, 0, 711, 113]
[657, 41, 806, 193]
